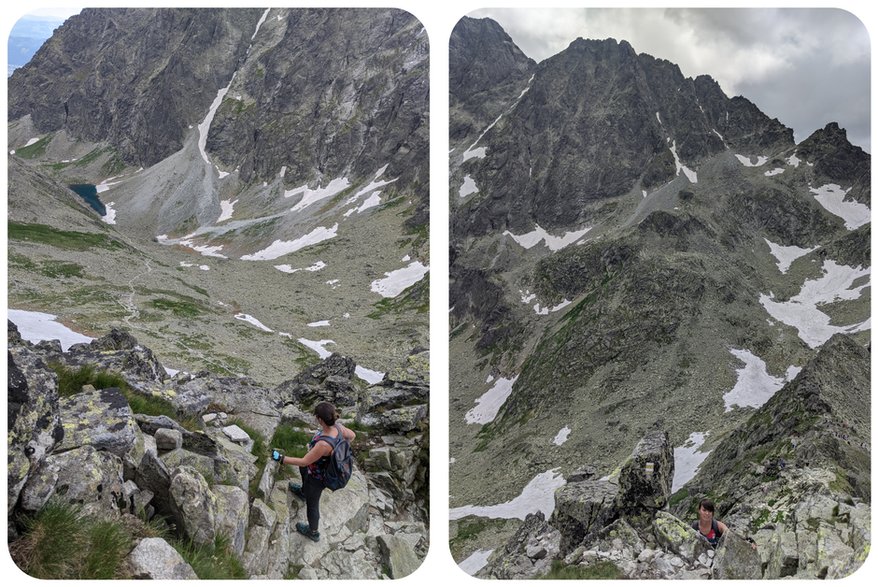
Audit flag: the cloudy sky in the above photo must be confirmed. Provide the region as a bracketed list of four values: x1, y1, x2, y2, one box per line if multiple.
[469, 8, 871, 153]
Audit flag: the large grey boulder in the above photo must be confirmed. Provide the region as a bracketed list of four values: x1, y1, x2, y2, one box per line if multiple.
[765, 526, 799, 578]
[358, 404, 428, 434]
[486, 512, 561, 579]
[19, 445, 125, 518]
[135, 449, 174, 517]
[377, 534, 423, 578]
[550, 478, 620, 554]
[712, 529, 763, 579]
[169, 466, 217, 546]
[127, 537, 198, 579]
[653, 510, 709, 563]
[616, 431, 673, 512]
[155, 428, 183, 451]
[213, 485, 249, 556]
[63, 329, 167, 386]
[55, 387, 142, 457]
[6, 343, 64, 521]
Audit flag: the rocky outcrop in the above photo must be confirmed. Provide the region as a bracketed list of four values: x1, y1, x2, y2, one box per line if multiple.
[7, 324, 429, 579]
[127, 537, 199, 580]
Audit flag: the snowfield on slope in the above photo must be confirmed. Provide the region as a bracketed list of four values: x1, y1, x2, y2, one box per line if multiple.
[465, 375, 518, 424]
[760, 260, 871, 348]
[449, 468, 566, 521]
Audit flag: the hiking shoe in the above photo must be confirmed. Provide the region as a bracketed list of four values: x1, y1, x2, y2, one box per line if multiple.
[296, 522, 320, 542]
[288, 482, 305, 501]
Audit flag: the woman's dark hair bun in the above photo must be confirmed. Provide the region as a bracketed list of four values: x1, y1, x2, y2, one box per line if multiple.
[314, 401, 338, 426]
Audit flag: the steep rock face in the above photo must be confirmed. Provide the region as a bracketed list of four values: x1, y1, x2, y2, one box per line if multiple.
[451, 32, 793, 238]
[8, 8, 263, 166]
[207, 9, 429, 198]
[797, 122, 871, 202]
[449, 17, 536, 143]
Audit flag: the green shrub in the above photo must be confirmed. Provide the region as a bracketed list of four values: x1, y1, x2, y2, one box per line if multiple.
[270, 424, 311, 459]
[10, 501, 132, 579]
[173, 536, 246, 579]
[15, 135, 51, 159]
[49, 363, 200, 431]
[8, 221, 123, 251]
[541, 560, 624, 580]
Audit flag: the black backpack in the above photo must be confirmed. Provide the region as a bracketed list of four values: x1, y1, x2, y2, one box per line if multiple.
[317, 424, 353, 490]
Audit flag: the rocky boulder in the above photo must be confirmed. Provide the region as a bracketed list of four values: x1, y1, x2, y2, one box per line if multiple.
[62, 329, 167, 387]
[127, 537, 199, 579]
[169, 466, 218, 546]
[653, 510, 709, 563]
[213, 484, 249, 556]
[6, 342, 63, 522]
[616, 430, 673, 512]
[377, 534, 422, 578]
[712, 529, 762, 579]
[19, 445, 126, 518]
[550, 478, 620, 554]
[485, 512, 561, 579]
[54, 387, 143, 458]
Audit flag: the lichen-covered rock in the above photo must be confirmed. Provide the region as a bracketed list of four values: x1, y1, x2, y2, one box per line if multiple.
[358, 404, 427, 434]
[135, 449, 174, 517]
[6, 343, 64, 522]
[765, 526, 799, 578]
[653, 510, 707, 563]
[169, 466, 217, 545]
[127, 537, 198, 579]
[377, 534, 422, 578]
[160, 448, 216, 485]
[550, 478, 620, 554]
[213, 484, 249, 556]
[616, 431, 673, 512]
[19, 445, 125, 518]
[712, 529, 763, 579]
[486, 512, 561, 579]
[55, 387, 140, 457]
[250, 498, 277, 529]
[62, 329, 167, 387]
[155, 428, 183, 451]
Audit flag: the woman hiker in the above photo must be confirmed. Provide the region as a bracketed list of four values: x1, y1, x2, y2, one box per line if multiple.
[692, 498, 728, 547]
[270, 401, 356, 541]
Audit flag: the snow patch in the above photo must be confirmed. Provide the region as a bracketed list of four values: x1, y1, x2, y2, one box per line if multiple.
[274, 261, 326, 274]
[764, 168, 784, 177]
[485, 374, 495, 384]
[723, 349, 789, 411]
[199, 265, 209, 271]
[370, 261, 429, 298]
[503, 224, 591, 251]
[642, 190, 648, 198]
[96, 176, 123, 193]
[234, 314, 273, 332]
[103, 202, 117, 225]
[459, 549, 494, 576]
[344, 192, 381, 216]
[286, 178, 351, 212]
[672, 432, 710, 491]
[177, 238, 227, 259]
[764, 238, 817, 274]
[354, 365, 385, 385]
[251, 8, 270, 40]
[533, 299, 571, 315]
[462, 146, 487, 162]
[241, 224, 338, 261]
[307, 320, 330, 327]
[198, 75, 235, 165]
[298, 338, 335, 359]
[24, 137, 40, 147]
[735, 154, 768, 167]
[669, 140, 697, 183]
[465, 376, 518, 425]
[7, 309, 93, 351]
[519, 290, 537, 304]
[787, 153, 801, 167]
[655, 112, 662, 125]
[810, 184, 871, 230]
[217, 199, 238, 223]
[759, 260, 871, 348]
[459, 175, 479, 198]
[553, 426, 571, 446]
[449, 468, 566, 521]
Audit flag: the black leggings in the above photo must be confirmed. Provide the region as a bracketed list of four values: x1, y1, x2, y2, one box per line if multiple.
[299, 467, 326, 531]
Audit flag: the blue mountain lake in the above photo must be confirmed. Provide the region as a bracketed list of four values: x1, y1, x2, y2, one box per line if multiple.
[68, 184, 106, 216]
